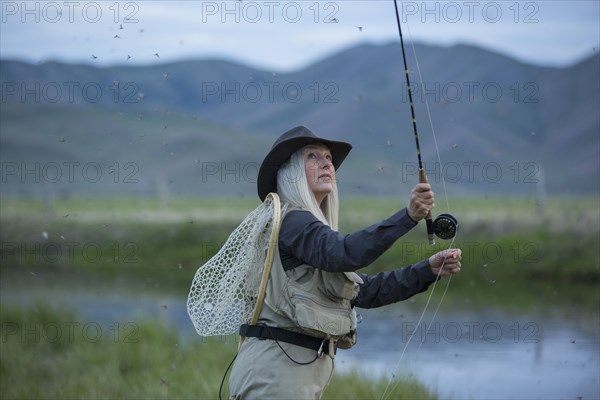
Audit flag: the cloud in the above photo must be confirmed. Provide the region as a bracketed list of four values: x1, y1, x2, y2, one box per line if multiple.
[1, 1, 598, 70]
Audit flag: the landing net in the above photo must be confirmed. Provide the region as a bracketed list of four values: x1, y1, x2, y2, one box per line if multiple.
[187, 194, 283, 336]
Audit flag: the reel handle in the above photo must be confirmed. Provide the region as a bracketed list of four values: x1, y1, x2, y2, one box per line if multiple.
[419, 168, 435, 245]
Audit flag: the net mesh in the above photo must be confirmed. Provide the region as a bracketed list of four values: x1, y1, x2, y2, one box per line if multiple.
[187, 196, 283, 337]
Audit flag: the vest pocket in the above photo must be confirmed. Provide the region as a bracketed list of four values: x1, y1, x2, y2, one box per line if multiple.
[291, 292, 355, 336]
[318, 270, 360, 301]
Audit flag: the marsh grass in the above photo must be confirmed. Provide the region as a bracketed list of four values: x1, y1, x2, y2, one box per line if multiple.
[2, 196, 597, 309]
[1, 197, 598, 321]
[0, 306, 435, 400]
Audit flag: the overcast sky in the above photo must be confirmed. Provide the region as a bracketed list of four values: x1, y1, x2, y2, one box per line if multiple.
[1, 1, 598, 71]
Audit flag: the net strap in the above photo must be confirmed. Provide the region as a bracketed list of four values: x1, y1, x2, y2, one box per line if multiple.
[239, 192, 282, 346]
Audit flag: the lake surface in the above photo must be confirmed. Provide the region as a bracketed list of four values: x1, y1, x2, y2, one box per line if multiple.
[2, 287, 598, 400]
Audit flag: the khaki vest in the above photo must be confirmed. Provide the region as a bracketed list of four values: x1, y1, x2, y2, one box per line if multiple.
[259, 218, 363, 349]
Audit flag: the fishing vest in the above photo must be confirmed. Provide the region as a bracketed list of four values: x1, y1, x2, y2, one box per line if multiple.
[259, 213, 363, 350]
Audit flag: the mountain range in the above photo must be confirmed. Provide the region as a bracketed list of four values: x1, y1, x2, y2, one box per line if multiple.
[1, 42, 598, 199]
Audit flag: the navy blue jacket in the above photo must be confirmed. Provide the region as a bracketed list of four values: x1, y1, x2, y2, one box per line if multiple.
[278, 208, 438, 309]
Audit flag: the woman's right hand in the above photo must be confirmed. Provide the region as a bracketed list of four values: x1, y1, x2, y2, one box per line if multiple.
[407, 178, 435, 221]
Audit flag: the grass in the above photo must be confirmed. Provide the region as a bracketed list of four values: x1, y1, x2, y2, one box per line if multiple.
[0, 306, 436, 400]
[1, 195, 598, 306]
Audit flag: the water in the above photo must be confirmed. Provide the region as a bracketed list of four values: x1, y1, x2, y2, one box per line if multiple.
[339, 308, 599, 400]
[2, 288, 598, 400]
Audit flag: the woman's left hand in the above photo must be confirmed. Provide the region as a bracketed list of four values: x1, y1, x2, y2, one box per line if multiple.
[429, 249, 462, 277]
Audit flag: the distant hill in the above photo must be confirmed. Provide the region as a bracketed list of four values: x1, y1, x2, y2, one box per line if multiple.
[1, 42, 598, 200]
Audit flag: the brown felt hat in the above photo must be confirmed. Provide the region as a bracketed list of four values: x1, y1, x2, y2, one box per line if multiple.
[257, 126, 352, 201]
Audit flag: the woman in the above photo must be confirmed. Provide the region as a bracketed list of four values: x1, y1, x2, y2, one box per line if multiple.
[228, 126, 461, 399]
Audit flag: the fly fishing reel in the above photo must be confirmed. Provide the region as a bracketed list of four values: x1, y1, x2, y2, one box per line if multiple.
[431, 213, 458, 240]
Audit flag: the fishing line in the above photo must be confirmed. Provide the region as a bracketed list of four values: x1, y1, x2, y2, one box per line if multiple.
[380, 247, 457, 399]
[381, 1, 461, 398]
[406, 21, 451, 213]
[405, 15, 460, 357]
[415, 251, 457, 356]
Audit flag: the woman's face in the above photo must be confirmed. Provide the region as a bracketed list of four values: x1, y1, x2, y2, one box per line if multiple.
[303, 143, 335, 204]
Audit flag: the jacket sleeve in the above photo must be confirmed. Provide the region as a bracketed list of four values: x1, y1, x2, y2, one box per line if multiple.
[278, 208, 418, 273]
[352, 260, 439, 309]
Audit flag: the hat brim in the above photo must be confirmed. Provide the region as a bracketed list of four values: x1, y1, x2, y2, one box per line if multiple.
[257, 136, 352, 201]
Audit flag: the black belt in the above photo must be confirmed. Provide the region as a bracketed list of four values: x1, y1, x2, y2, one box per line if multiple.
[239, 324, 337, 355]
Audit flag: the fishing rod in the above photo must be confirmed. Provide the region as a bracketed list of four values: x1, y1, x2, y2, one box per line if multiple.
[393, 0, 458, 244]
[382, 7, 461, 399]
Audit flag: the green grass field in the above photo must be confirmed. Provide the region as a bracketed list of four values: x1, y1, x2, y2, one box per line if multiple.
[2, 195, 598, 307]
[0, 306, 435, 400]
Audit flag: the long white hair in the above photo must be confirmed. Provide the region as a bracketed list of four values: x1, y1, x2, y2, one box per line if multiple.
[276, 147, 339, 230]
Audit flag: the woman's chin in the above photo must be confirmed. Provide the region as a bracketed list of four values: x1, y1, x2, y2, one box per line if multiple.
[313, 184, 333, 198]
